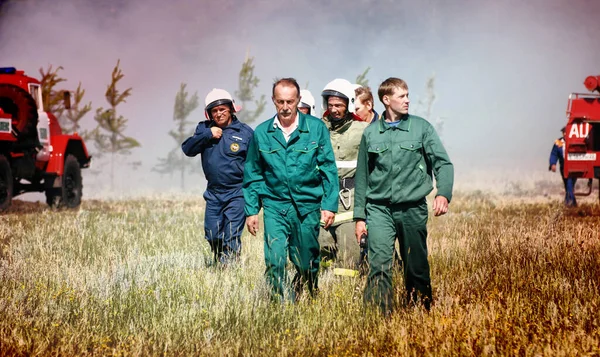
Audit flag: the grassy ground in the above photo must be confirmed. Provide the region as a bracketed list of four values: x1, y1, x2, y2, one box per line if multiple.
[0, 190, 599, 356]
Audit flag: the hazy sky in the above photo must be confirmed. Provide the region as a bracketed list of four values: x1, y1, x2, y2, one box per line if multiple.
[1, 0, 599, 196]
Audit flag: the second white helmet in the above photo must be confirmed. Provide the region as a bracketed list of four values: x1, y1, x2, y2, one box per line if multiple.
[298, 89, 316, 115]
[321, 78, 356, 113]
[204, 88, 237, 119]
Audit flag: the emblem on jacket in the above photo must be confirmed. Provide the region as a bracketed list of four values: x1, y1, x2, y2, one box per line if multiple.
[230, 143, 240, 152]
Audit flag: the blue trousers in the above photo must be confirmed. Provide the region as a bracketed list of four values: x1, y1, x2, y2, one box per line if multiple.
[204, 191, 245, 262]
[562, 177, 577, 207]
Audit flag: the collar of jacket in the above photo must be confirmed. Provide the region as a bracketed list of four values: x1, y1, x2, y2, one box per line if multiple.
[322, 111, 363, 130]
[379, 111, 411, 132]
[209, 115, 242, 130]
[267, 112, 310, 133]
[372, 110, 380, 123]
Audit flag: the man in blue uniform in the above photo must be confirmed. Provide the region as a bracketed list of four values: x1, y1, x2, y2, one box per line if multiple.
[549, 126, 577, 206]
[182, 88, 254, 264]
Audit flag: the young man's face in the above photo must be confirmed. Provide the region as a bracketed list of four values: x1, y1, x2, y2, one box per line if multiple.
[354, 96, 372, 121]
[210, 104, 233, 128]
[273, 84, 299, 121]
[383, 87, 410, 116]
[327, 96, 348, 120]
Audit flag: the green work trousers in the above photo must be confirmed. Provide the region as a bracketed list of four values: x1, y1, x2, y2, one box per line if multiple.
[364, 199, 431, 313]
[263, 205, 321, 302]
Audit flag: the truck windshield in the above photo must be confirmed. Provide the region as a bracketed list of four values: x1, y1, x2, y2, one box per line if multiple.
[29, 84, 42, 111]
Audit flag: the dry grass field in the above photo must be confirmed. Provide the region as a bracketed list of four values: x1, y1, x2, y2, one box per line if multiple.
[1, 180, 599, 356]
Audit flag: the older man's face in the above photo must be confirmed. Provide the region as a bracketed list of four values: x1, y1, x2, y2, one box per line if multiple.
[273, 84, 299, 121]
[210, 104, 232, 128]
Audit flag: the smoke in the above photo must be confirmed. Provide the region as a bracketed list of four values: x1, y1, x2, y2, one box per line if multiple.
[1, 0, 599, 199]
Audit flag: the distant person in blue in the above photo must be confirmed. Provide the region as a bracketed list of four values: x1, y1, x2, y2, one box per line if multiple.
[182, 88, 254, 264]
[549, 126, 577, 207]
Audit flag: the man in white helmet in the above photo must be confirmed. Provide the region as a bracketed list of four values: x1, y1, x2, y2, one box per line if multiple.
[298, 89, 316, 116]
[319, 78, 369, 270]
[182, 88, 254, 265]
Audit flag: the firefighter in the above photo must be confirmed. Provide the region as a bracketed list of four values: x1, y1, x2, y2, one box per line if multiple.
[354, 77, 454, 313]
[181, 88, 254, 265]
[243, 78, 338, 301]
[318, 78, 369, 269]
[549, 126, 577, 206]
[354, 85, 380, 123]
[298, 89, 316, 116]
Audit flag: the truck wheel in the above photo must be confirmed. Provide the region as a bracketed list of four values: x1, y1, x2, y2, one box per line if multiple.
[0, 154, 13, 211]
[0, 84, 39, 140]
[46, 155, 82, 208]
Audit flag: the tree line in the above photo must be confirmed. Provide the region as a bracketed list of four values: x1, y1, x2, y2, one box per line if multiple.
[41, 56, 442, 191]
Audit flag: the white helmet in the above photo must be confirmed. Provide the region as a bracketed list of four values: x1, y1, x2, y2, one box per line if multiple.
[321, 78, 355, 113]
[298, 89, 315, 115]
[204, 88, 237, 119]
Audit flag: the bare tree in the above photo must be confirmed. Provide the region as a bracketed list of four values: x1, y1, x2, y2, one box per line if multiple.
[234, 51, 266, 124]
[91, 59, 140, 190]
[355, 67, 371, 87]
[153, 83, 200, 190]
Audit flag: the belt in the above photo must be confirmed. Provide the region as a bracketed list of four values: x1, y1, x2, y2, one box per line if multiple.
[339, 177, 355, 190]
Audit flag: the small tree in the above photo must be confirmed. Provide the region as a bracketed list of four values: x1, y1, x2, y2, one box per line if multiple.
[63, 83, 92, 136]
[355, 67, 371, 87]
[91, 59, 140, 190]
[39, 65, 93, 136]
[39, 65, 67, 120]
[415, 73, 445, 140]
[153, 83, 200, 190]
[235, 51, 266, 124]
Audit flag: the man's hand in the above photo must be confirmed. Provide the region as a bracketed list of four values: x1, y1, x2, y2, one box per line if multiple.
[355, 220, 367, 243]
[432, 196, 449, 217]
[246, 215, 259, 236]
[550, 164, 557, 172]
[211, 127, 223, 139]
[320, 210, 335, 229]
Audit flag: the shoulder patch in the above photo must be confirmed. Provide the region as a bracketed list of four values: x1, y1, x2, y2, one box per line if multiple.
[555, 139, 563, 147]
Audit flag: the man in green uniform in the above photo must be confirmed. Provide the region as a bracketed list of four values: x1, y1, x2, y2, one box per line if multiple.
[243, 78, 339, 302]
[319, 78, 369, 269]
[354, 77, 454, 313]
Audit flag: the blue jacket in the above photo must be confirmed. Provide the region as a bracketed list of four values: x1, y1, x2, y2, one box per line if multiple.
[549, 137, 565, 173]
[182, 116, 254, 194]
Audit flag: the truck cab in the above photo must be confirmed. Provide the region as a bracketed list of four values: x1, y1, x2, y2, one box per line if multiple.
[563, 75, 600, 200]
[0, 66, 91, 211]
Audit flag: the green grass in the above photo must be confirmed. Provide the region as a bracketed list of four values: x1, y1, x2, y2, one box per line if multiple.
[1, 193, 599, 356]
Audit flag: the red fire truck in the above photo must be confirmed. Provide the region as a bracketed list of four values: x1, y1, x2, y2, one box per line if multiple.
[0, 66, 91, 211]
[563, 75, 600, 201]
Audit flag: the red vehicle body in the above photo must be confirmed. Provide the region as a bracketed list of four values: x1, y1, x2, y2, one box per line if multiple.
[0, 67, 91, 211]
[563, 75, 600, 200]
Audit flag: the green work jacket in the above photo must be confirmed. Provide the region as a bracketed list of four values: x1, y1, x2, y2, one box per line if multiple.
[353, 113, 454, 221]
[243, 112, 339, 217]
